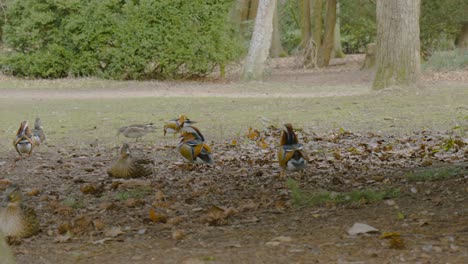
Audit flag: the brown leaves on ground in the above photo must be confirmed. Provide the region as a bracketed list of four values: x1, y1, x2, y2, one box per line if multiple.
[201, 205, 236, 226]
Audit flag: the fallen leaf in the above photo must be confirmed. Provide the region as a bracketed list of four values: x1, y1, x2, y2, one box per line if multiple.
[272, 236, 293, 242]
[54, 232, 72, 243]
[27, 189, 41, 196]
[92, 237, 113, 245]
[149, 208, 167, 223]
[247, 127, 260, 141]
[347, 223, 380, 235]
[104, 226, 124, 238]
[172, 229, 186, 240]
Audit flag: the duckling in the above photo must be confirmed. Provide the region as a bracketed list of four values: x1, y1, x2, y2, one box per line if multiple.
[163, 115, 196, 136]
[177, 126, 213, 165]
[0, 184, 40, 240]
[32, 117, 46, 145]
[117, 123, 156, 142]
[278, 124, 309, 172]
[108, 143, 153, 178]
[13, 121, 35, 156]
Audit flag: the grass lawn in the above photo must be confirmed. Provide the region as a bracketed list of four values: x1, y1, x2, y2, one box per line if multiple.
[1, 79, 467, 154]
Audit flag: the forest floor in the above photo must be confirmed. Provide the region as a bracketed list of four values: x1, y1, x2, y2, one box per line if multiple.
[0, 55, 467, 264]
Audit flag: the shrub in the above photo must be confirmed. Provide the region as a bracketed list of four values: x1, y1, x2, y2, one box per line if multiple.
[424, 49, 468, 71]
[0, 0, 243, 79]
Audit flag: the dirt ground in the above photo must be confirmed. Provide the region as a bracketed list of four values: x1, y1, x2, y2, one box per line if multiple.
[1, 56, 467, 264]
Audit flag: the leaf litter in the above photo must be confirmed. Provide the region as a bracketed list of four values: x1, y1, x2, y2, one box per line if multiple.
[1, 127, 467, 262]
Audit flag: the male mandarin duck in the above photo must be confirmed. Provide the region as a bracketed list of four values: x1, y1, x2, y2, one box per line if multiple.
[13, 121, 36, 156]
[0, 184, 40, 241]
[117, 123, 156, 142]
[163, 115, 196, 136]
[177, 126, 213, 164]
[108, 143, 153, 178]
[278, 124, 309, 172]
[32, 117, 46, 144]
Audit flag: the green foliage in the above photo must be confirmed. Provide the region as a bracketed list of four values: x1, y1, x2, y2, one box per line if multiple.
[0, 0, 243, 79]
[287, 178, 400, 207]
[278, 0, 301, 54]
[340, 0, 376, 54]
[405, 166, 463, 182]
[420, 0, 468, 55]
[64, 195, 85, 209]
[115, 187, 152, 201]
[423, 49, 468, 71]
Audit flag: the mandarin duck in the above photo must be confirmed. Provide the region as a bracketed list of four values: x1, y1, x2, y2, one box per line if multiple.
[32, 117, 46, 144]
[278, 124, 309, 172]
[117, 123, 156, 142]
[163, 115, 196, 136]
[13, 121, 36, 156]
[177, 126, 213, 164]
[108, 143, 153, 178]
[0, 184, 40, 241]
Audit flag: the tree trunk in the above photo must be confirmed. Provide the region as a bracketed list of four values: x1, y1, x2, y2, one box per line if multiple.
[317, 0, 337, 67]
[312, 0, 323, 47]
[230, 0, 250, 33]
[333, 1, 344, 58]
[270, 3, 285, 58]
[361, 43, 376, 69]
[456, 22, 468, 52]
[242, 0, 277, 81]
[248, 0, 259, 20]
[373, 0, 421, 90]
[300, 0, 312, 50]
[241, 0, 250, 22]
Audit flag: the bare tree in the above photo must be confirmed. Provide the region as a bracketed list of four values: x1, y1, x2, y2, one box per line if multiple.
[242, 0, 277, 80]
[312, 0, 323, 48]
[333, 1, 345, 58]
[270, 3, 285, 57]
[373, 0, 421, 90]
[317, 0, 337, 67]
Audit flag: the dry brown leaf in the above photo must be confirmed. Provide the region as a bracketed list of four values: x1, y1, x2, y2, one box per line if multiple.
[247, 127, 260, 141]
[230, 139, 238, 146]
[172, 229, 186, 240]
[54, 232, 72, 243]
[93, 219, 106, 231]
[27, 188, 41, 196]
[57, 223, 72, 235]
[104, 226, 124, 238]
[380, 232, 401, 239]
[149, 208, 167, 223]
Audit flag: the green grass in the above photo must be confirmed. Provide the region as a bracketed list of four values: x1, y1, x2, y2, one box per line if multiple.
[115, 187, 152, 201]
[405, 166, 464, 182]
[287, 178, 401, 207]
[63, 196, 86, 209]
[424, 49, 468, 71]
[1, 83, 467, 154]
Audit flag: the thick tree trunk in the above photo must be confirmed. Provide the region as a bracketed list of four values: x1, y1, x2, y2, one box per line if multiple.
[317, 0, 337, 67]
[242, 0, 277, 81]
[456, 22, 468, 51]
[373, 0, 421, 90]
[270, 3, 285, 58]
[248, 0, 259, 20]
[333, 1, 344, 58]
[312, 0, 323, 47]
